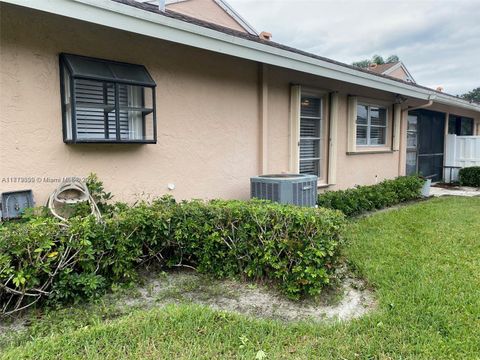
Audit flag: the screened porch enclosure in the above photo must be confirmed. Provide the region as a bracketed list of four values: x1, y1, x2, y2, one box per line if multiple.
[406, 109, 445, 182]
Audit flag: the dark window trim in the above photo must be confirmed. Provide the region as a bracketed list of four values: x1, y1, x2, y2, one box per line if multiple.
[71, 74, 156, 88]
[60, 52, 155, 86]
[63, 139, 157, 144]
[448, 114, 474, 136]
[60, 53, 157, 144]
[59, 63, 67, 141]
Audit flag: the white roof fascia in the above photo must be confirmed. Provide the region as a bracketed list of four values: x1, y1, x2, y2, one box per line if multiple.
[213, 0, 258, 35]
[435, 92, 479, 110]
[2, 0, 479, 112]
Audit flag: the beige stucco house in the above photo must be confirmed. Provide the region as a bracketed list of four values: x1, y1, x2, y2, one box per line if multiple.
[367, 62, 416, 84]
[1, 0, 479, 206]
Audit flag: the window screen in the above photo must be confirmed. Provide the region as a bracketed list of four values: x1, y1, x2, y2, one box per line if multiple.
[60, 53, 156, 143]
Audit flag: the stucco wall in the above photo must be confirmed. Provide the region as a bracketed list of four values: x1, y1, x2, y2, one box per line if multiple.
[166, 0, 247, 33]
[0, 4, 260, 204]
[2, 4, 478, 207]
[388, 67, 409, 82]
[265, 67, 402, 190]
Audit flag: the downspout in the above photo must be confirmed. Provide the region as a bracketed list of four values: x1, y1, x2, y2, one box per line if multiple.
[398, 94, 436, 176]
[405, 94, 436, 112]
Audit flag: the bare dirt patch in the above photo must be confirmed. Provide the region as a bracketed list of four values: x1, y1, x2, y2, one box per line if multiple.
[0, 270, 376, 339]
[123, 270, 376, 322]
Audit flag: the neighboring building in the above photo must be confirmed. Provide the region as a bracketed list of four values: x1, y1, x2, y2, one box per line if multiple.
[1, 0, 479, 205]
[164, 0, 258, 35]
[368, 62, 416, 83]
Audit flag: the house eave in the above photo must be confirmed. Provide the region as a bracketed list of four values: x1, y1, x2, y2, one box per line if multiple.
[2, 0, 480, 113]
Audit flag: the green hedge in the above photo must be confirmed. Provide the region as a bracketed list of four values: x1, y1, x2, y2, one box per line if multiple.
[0, 197, 345, 313]
[317, 176, 424, 217]
[458, 166, 480, 187]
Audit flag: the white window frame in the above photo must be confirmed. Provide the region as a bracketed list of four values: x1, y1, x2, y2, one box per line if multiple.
[356, 103, 388, 146]
[299, 91, 324, 178]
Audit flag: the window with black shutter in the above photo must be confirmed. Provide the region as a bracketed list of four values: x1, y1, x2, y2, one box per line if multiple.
[60, 54, 157, 143]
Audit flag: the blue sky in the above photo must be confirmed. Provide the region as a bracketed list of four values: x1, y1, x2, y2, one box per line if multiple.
[229, 0, 480, 95]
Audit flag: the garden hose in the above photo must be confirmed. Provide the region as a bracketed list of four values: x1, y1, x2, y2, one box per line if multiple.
[47, 180, 102, 222]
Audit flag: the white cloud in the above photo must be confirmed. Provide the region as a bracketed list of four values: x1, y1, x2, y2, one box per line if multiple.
[229, 0, 480, 94]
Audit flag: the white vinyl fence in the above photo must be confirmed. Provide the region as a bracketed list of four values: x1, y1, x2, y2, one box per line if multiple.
[444, 134, 480, 182]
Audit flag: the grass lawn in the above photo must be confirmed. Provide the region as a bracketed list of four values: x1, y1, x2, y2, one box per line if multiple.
[2, 197, 479, 359]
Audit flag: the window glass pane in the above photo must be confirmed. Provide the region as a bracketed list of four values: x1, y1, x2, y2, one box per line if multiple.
[62, 66, 73, 141]
[109, 63, 154, 85]
[300, 118, 320, 138]
[142, 112, 155, 142]
[407, 132, 417, 148]
[76, 107, 109, 140]
[118, 84, 146, 140]
[448, 116, 457, 134]
[74, 79, 114, 140]
[73, 81, 153, 141]
[369, 126, 386, 145]
[118, 84, 145, 109]
[356, 125, 367, 145]
[68, 56, 114, 79]
[75, 79, 112, 106]
[120, 110, 143, 140]
[356, 105, 368, 125]
[406, 151, 417, 175]
[108, 111, 117, 137]
[460, 117, 474, 135]
[301, 96, 321, 118]
[299, 139, 320, 159]
[143, 87, 154, 109]
[299, 94, 322, 177]
[370, 107, 387, 126]
[299, 160, 319, 176]
[407, 115, 417, 131]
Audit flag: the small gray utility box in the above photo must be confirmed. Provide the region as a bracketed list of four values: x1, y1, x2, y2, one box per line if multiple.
[1, 190, 34, 220]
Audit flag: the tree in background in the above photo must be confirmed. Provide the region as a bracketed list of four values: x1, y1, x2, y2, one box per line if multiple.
[459, 87, 480, 103]
[353, 54, 400, 68]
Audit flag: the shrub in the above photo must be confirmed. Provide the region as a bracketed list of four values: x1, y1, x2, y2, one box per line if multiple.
[171, 200, 346, 297]
[317, 176, 424, 217]
[0, 216, 107, 311]
[458, 166, 480, 187]
[1, 197, 345, 314]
